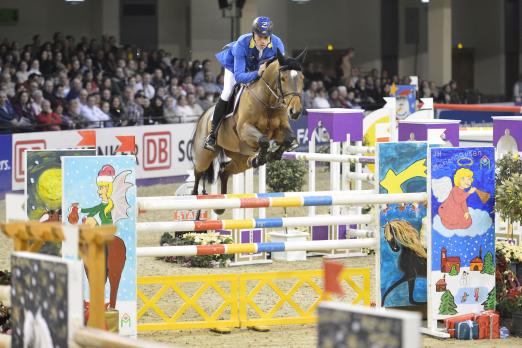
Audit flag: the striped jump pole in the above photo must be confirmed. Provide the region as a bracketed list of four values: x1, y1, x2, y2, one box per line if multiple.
[345, 172, 375, 181]
[347, 228, 375, 238]
[282, 152, 375, 164]
[136, 238, 377, 257]
[142, 189, 376, 202]
[138, 192, 427, 212]
[346, 145, 376, 155]
[136, 214, 374, 234]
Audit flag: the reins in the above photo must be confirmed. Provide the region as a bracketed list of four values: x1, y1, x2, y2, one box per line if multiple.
[246, 64, 301, 112]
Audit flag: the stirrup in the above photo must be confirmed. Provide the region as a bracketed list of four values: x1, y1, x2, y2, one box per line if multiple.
[204, 134, 217, 151]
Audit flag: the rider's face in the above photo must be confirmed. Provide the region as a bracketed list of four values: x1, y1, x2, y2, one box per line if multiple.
[253, 34, 270, 50]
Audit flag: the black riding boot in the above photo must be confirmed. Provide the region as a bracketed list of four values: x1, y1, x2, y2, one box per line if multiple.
[204, 98, 228, 151]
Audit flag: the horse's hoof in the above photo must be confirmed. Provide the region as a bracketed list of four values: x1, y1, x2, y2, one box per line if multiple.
[214, 209, 225, 215]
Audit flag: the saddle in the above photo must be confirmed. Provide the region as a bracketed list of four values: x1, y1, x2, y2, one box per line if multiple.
[207, 84, 254, 156]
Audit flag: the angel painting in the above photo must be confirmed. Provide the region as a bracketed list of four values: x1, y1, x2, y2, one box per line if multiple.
[66, 164, 133, 309]
[432, 167, 491, 234]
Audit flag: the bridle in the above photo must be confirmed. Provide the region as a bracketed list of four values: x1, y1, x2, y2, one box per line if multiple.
[247, 64, 302, 111]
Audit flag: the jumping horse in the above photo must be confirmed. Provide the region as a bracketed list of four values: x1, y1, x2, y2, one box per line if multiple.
[191, 49, 305, 213]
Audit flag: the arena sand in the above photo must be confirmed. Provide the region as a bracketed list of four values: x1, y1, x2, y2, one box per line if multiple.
[0, 168, 521, 347]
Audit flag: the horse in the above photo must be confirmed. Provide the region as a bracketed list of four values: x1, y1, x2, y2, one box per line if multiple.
[191, 49, 305, 214]
[382, 219, 427, 306]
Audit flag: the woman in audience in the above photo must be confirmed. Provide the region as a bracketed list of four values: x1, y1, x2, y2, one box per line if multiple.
[36, 99, 61, 131]
[150, 96, 166, 124]
[174, 95, 194, 123]
[13, 91, 36, 124]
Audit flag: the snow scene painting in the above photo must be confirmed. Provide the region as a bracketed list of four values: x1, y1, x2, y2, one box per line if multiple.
[61, 155, 137, 336]
[378, 142, 428, 307]
[429, 147, 495, 321]
[10, 252, 83, 348]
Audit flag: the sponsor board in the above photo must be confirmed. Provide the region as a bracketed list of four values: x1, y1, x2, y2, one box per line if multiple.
[9, 124, 194, 190]
[0, 135, 12, 191]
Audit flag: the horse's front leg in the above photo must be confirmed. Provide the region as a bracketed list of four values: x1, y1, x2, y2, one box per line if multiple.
[268, 126, 297, 161]
[239, 123, 269, 168]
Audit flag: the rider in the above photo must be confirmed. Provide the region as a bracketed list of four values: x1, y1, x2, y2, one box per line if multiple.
[204, 16, 285, 151]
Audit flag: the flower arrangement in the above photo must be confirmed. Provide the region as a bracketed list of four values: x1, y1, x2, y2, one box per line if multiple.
[497, 242, 522, 263]
[497, 286, 522, 317]
[496, 244, 522, 317]
[160, 232, 234, 268]
[0, 302, 10, 334]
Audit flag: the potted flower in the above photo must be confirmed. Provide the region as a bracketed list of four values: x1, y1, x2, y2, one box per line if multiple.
[496, 242, 522, 283]
[497, 286, 522, 337]
[266, 159, 309, 261]
[160, 231, 233, 268]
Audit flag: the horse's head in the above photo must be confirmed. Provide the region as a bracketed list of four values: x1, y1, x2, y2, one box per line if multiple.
[383, 223, 400, 252]
[265, 49, 305, 120]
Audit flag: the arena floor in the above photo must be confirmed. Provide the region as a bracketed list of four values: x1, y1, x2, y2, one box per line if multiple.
[1, 170, 521, 347]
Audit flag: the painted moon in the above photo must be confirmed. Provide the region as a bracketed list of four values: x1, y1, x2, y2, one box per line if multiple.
[36, 168, 62, 209]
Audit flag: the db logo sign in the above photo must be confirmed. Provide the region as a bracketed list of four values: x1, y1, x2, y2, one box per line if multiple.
[14, 139, 46, 182]
[143, 132, 171, 170]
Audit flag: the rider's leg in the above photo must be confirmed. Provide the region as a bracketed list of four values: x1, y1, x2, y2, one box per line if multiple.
[204, 69, 235, 151]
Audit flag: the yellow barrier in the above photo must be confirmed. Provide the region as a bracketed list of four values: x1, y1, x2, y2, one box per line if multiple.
[137, 268, 371, 331]
[137, 274, 240, 331]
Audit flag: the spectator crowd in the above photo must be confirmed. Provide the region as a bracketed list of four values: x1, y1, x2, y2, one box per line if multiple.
[301, 48, 485, 112]
[0, 35, 509, 134]
[0, 33, 223, 133]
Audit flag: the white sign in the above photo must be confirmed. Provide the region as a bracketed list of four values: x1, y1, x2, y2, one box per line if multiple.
[11, 124, 195, 190]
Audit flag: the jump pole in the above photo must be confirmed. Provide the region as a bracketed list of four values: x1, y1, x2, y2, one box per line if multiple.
[138, 192, 427, 211]
[136, 238, 377, 257]
[136, 214, 374, 234]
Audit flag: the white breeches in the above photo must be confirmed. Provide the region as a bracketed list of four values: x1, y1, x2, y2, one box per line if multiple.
[220, 69, 236, 101]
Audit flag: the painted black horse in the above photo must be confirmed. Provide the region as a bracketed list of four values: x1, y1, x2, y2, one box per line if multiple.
[382, 219, 427, 306]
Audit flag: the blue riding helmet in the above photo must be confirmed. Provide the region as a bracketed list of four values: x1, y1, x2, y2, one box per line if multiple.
[252, 17, 273, 37]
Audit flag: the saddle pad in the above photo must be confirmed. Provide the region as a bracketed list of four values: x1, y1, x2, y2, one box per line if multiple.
[225, 85, 245, 118]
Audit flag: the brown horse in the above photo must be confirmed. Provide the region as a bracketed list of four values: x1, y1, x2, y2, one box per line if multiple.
[191, 50, 305, 211]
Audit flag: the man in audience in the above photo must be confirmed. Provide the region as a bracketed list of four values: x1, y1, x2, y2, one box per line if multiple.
[121, 87, 144, 126]
[187, 93, 204, 119]
[80, 94, 111, 128]
[42, 80, 57, 108]
[136, 73, 155, 99]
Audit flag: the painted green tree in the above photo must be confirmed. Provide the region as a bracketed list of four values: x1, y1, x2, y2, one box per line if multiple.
[481, 251, 495, 275]
[482, 287, 496, 310]
[449, 264, 458, 276]
[439, 290, 458, 315]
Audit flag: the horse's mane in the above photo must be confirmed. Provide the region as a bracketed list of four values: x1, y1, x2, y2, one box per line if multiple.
[280, 57, 302, 71]
[384, 220, 427, 258]
[265, 55, 303, 71]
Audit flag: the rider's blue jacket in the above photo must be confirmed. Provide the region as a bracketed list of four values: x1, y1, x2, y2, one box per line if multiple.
[215, 33, 285, 84]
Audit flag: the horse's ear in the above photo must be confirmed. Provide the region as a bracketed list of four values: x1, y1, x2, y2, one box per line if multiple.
[276, 49, 285, 65]
[295, 48, 307, 66]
